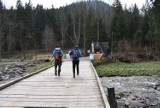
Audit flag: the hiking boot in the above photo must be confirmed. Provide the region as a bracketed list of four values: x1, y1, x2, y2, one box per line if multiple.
[77, 72, 79, 75]
[58, 72, 60, 76]
[73, 74, 75, 78]
[55, 70, 57, 76]
[58, 69, 60, 76]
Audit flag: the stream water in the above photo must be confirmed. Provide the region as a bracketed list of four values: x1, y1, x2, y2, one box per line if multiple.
[100, 76, 160, 107]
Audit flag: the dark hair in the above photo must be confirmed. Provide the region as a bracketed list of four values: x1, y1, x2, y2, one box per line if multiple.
[75, 45, 78, 48]
[56, 44, 60, 47]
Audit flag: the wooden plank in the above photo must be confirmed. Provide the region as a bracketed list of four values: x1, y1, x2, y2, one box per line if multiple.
[0, 88, 100, 93]
[0, 97, 102, 103]
[0, 101, 104, 107]
[0, 94, 102, 99]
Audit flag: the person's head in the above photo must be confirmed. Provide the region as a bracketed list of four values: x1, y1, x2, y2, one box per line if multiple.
[75, 45, 78, 50]
[56, 44, 60, 48]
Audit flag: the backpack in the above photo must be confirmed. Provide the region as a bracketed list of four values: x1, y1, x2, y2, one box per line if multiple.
[55, 50, 61, 60]
[73, 50, 78, 58]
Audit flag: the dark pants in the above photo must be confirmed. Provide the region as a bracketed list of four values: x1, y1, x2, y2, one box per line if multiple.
[55, 59, 62, 76]
[72, 61, 79, 78]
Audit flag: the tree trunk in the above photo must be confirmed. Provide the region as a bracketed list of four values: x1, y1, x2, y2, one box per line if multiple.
[0, 27, 1, 60]
[0, 10, 2, 60]
[77, 16, 81, 45]
[8, 26, 13, 58]
[43, 25, 56, 53]
[97, 21, 99, 41]
[111, 32, 114, 55]
[83, 24, 86, 56]
[62, 31, 64, 48]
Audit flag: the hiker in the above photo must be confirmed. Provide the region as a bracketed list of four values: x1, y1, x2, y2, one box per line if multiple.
[69, 45, 82, 78]
[52, 44, 64, 76]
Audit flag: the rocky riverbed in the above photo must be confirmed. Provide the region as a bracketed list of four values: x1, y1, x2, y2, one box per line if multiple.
[100, 76, 160, 107]
[0, 62, 36, 85]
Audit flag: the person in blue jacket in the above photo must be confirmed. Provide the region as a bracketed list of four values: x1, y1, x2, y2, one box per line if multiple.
[69, 45, 82, 78]
[52, 44, 64, 76]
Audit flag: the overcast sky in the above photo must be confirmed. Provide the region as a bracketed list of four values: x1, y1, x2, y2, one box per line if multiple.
[2, 0, 146, 9]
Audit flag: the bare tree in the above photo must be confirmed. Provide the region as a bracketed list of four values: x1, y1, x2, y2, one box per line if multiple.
[69, 4, 83, 45]
[58, 10, 68, 48]
[81, 2, 89, 55]
[5, 18, 17, 57]
[70, 12, 79, 45]
[42, 25, 56, 53]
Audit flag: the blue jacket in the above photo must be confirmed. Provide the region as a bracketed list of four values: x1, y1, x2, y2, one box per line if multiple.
[69, 49, 82, 61]
[52, 48, 64, 58]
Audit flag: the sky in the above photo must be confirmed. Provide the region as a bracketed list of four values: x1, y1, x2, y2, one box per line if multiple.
[2, 0, 147, 9]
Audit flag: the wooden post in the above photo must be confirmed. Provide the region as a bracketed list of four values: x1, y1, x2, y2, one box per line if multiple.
[107, 87, 118, 108]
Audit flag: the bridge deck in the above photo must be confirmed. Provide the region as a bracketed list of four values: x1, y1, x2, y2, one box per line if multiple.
[0, 59, 110, 108]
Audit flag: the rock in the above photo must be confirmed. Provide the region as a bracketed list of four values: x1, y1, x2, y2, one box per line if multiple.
[130, 96, 136, 100]
[3, 75, 9, 80]
[125, 100, 130, 106]
[154, 86, 157, 90]
[0, 76, 3, 81]
[27, 63, 36, 67]
[157, 87, 160, 91]
[153, 82, 160, 90]
[116, 95, 121, 99]
[4, 65, 9, 70]
[0, 71, 3, 76]
[139, 100, 145, 104]
[155, 82, 160, 87]
[117, 100, 125, 106]
[145, 99, 150, 105]
[17, 70, 23, 74]
[129, 100, 145, 107]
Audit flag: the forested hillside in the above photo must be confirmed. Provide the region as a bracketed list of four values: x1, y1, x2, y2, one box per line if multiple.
[0, 0, 159, 58]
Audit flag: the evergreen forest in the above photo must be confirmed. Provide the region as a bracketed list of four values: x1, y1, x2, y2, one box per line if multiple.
[0, 0, 160, 58]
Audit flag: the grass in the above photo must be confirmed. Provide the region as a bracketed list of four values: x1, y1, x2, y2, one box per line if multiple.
[30, 62, 53, 72]
[94, 61, 160, 77]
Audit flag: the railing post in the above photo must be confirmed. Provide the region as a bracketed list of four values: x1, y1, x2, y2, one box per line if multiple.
[107, 87, 118, 108]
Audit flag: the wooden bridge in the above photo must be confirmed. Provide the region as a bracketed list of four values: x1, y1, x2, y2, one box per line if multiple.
[0, 58, 110, 108]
